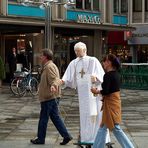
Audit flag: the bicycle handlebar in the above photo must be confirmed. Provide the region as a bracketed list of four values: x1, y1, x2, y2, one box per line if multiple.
[22, 65, 41, 73]
[23, 68, 29, 72]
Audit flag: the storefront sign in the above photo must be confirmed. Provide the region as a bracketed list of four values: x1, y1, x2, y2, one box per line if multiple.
[128, 25, 148, 45]
[132, 33, 148, 37]
[77, 14, 101, 24]
[8, 4, 44, 17]
[67, 10, 102, 24]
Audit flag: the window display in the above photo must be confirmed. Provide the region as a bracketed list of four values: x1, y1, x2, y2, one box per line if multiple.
[107, 45, 132, 63]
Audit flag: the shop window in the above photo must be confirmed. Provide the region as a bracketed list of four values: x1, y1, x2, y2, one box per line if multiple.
[133, 0, 142, 12]
[137, 47, 148, 63]
[17, 39, 25, 50]
[108, 46, 132, 63]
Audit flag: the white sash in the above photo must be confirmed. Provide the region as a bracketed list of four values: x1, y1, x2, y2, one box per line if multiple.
[77, 74, 97, 116]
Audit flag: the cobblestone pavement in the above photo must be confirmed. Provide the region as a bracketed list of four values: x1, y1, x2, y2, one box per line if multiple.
[0, 86, 148, 148]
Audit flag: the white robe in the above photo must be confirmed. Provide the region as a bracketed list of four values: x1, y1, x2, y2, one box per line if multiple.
[62, 55, 110, 143]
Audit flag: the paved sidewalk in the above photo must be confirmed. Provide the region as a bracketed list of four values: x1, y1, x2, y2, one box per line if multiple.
[0, 86, 148, 148]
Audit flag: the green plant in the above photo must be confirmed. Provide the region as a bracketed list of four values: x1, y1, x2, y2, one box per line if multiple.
[0, 56, 5, 80]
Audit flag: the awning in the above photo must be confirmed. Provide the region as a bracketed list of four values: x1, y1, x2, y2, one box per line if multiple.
[0, 16, 135, 34]
[108, 31, 127, 45]
[51, 20, 135, 31]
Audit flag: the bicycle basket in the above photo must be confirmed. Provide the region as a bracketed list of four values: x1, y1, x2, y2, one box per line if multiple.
[14, 71, 28, 78]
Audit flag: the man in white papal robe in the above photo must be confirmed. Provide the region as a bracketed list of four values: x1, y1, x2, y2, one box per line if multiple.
[62, 42, 110, 144]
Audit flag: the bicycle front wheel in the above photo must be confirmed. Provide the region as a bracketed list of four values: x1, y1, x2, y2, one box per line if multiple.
[10, 78, 19, 96]
[29, 77, 39, 96]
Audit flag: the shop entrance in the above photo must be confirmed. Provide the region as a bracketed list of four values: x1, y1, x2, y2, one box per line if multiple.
[54, 35, 78, 76]
[53, 32, 94, 76]
[4, 35, 33, 83]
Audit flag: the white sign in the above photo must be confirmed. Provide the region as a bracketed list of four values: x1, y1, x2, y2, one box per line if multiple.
[128, 25, 148, 45]
[77, 14, 102, 24]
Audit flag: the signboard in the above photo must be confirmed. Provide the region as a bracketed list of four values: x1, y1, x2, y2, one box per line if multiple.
[66, 10, 102, 24]
[77, 14, 101, 24]
[128, 25, 148, 45]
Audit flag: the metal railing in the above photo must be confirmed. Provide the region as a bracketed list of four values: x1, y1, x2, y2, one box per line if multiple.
[120, 63, 148, 90]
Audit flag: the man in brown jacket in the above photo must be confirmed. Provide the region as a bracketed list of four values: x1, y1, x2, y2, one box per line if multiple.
[30, 49, 72, 145]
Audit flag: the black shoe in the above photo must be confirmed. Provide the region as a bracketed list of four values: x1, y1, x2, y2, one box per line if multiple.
[86, 146, 91, 148]
[30, 138, 45, 144]
[106, 142, 114, 148]
[60, 137, 73, 145]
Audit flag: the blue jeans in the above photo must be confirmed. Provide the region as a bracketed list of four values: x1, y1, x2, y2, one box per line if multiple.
[37, 98, 71, 142]
[93, 124, 135, 148]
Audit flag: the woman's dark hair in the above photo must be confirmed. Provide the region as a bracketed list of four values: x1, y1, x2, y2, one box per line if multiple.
[103, 54, 121, 70]
[42, 49, 53, 60]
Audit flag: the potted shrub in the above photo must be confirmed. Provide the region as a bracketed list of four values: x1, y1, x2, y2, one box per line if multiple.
[0, 56, 5, 87]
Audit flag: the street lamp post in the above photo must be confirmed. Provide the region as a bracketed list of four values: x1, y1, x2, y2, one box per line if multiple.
[20, 0, 75, 49]
[44, 2, 51, 49]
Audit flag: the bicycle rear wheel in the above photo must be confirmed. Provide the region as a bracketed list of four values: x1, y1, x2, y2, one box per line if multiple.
[17, 78, 27, 97]
[10, 78, 19, 96]
[29, 77, 39, 96]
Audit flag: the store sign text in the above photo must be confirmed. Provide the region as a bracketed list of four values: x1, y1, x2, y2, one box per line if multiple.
[77, 14, 102, 24]
[132, 33, 148, 37]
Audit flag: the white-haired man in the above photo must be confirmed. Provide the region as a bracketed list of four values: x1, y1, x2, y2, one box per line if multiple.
[62, 42, 111, 145]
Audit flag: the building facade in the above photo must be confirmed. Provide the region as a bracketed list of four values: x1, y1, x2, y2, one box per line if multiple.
[127, 0, 148, 63]
[0, 0, 132, 81]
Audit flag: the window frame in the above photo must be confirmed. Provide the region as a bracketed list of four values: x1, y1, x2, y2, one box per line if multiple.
[76, 0, 100, 11]
[93, 0, 100, 11]
[121, 0, 128, 13]
[114, 0, 120, 14]
[85, 0, 91, 10]
[145, 0, 148, 11]
[76, 0, 83, 9]
[133, 0, 142, 12]
[114, 0, 128, 14]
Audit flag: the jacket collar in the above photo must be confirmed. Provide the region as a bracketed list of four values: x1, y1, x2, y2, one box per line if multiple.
[43, 60, 52, 69]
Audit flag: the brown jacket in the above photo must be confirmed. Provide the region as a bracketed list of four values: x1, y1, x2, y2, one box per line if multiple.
[38, 61, 61, 102]
[101, 91, 121, 130]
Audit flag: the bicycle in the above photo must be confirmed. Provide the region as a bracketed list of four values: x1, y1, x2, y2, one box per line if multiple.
[10, 65, 40, 97]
